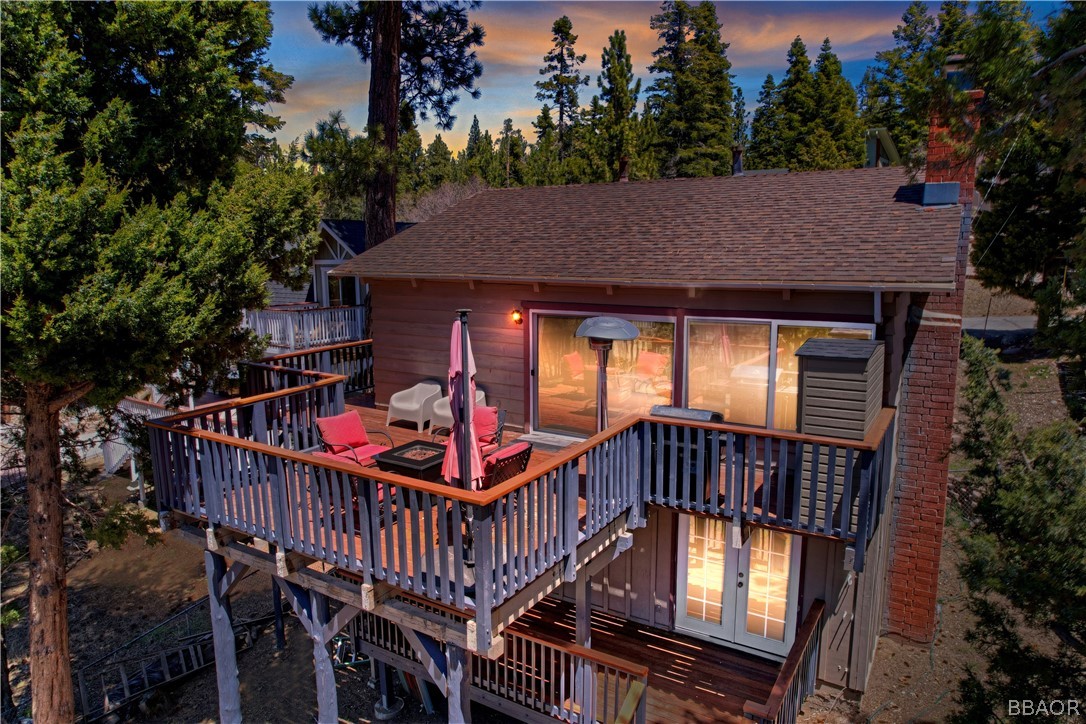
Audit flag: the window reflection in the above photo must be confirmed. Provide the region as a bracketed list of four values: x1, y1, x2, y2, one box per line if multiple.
[536, 315, 675, 436]
[773, 326, 873, 430]
[744, 528, 792, 641]
[686, 322, 771, 427]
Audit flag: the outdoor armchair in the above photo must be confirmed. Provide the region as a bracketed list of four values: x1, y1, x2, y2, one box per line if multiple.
[386, 381, 443, 432]
[430, 404, 506, 455]
[429, 389, 487, 432]
[313, 411, 393, 467]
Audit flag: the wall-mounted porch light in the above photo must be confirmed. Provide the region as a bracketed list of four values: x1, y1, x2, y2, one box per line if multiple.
[511, 309, 523, 325]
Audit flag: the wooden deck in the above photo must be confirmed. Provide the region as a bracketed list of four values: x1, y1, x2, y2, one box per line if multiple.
[511, 597, 778, 724]
[347, 398, 567, 470]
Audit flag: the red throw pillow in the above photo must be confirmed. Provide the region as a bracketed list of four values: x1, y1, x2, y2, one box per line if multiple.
[316, 412, 369, 454]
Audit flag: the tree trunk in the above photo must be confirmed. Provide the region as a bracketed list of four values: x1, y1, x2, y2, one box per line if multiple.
[24, 383, 75, 722]
[365, 0, 402, 250]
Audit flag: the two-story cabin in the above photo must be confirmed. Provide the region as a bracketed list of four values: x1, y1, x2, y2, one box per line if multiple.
[146, 89, 981, 723]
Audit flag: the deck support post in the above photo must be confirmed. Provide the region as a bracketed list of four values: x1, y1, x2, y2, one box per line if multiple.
[272, 581, 285, 651]
[310, 590, 338, 724]
[446, 643, 472, 724]
[205, 550, 242, 724]
[574, 569, 595, 723]
[373, 661, 404, 720]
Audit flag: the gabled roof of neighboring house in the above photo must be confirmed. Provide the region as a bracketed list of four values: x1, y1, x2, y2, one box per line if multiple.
[320, 220, 415, 257]
[267, 280, 312, 307]
[332, 167, 965, 292]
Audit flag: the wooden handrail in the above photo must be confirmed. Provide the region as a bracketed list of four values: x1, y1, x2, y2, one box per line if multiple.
[506, 628, 650, 680]
[153, 371, 346, 424]
[258, 338, 374, 362]
[389, 591, 649, 678]
[742, 599, 825, 721]
[615, 680, 647, 724]
[641, 407, 895, 452]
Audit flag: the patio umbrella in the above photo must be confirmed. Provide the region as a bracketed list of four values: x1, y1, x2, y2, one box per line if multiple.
[442, 310, 485, 490]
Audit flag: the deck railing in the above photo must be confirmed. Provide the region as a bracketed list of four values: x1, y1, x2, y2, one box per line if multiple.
[642, 411, 895, 570]
[354, 599, 648, 724]
[246, 340, 374, 395]
[244, 304, 364, 351]
[742, 599, 825, 724]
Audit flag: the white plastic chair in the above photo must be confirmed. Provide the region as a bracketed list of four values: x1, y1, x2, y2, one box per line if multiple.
[429, 389, 487, 431]
[385, 381, 443, 432]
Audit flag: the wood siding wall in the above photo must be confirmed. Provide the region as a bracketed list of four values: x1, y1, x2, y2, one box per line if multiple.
[368, 280, 885, 430]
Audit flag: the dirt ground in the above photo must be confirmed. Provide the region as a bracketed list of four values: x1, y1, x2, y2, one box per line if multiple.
[3, 280, 1074, 723]
[960, 278, 1035, 318]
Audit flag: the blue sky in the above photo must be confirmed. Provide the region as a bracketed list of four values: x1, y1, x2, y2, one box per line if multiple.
[265, 1, 1063, 151]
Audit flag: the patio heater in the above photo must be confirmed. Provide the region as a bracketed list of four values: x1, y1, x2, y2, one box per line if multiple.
[575, 316, 640, 433]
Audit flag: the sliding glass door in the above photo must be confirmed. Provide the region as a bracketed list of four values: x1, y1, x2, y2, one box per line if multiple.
[533, 312, 675, 436]
[686, 319, 874, 431]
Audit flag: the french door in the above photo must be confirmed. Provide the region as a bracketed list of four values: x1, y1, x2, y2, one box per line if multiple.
[675, 515, 801, 658]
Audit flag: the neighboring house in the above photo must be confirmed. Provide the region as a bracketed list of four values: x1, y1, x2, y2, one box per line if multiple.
[265, 219, 415, 309]
[249, 220, 414, 351]
[147, 81, 982, 723]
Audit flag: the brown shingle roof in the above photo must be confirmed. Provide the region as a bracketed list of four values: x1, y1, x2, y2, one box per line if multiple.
[333, 167, 963, 291]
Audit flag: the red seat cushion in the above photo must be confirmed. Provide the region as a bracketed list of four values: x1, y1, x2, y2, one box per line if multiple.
[316, 412, 370, 454]
[483, 441, 531, 479]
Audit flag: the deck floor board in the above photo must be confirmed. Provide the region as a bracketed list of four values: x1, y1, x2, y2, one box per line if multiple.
[512, 597, 778, 723]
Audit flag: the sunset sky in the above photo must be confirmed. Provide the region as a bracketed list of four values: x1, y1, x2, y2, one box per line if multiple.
[265, 1, 1062, 151]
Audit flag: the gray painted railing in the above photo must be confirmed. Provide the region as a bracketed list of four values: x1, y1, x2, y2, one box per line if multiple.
[244, 304, 364, 351]
[642, 411, 896, 570]
[743, 599, 824, 724]
[246, 340, 374, 395]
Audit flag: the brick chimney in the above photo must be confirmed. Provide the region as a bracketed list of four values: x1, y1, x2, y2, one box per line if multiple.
[885, 58, 984, 644]
[924, 55, 985, 205]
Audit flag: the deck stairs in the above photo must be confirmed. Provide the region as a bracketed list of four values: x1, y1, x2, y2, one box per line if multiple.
[74, 595, 271, 722]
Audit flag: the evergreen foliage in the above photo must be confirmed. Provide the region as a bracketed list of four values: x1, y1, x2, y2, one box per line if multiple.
[0, 3, 318, 720]
[535, 16, 589, 159]
[965, 2, 1085, 359]
[807, 38, 863, 169]
[598, 30, 642, 181]
[646, 0, 733, 177]
[309, 1, 484, 246]
[732, 86, 749, 148]
[951, 336, 1086, 719]
[303, 111, 377, 219]
[747, 74, 785, 169]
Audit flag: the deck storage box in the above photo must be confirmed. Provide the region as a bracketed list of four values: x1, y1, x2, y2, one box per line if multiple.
[794, 339, 885, 533]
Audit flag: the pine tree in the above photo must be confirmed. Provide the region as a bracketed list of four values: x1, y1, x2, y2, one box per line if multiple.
[806, 38, 862, 169]
[303, 111, 376, 219]
[748, 74, 785, 169]
[598, 29, 642, 181]
[497, 118, 527, 187]
[778, 36, 817, 161]
[732, 86, 749, 147]
[647, 0, 733, 177]
[527, 106, 562, 186]
[421, 134, 456, 191]
[535, 16, 589, 159]
[859, 1, 937, 164]
[309, 1, 485, 248]
[465, 115, 484, 158]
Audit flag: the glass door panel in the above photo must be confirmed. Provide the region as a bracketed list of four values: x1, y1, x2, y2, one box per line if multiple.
[676, 516, 800, 659]
[736, 528, 796, 655]
[534, 314, 675, 436]
[686, 321, 771, 427]
[773, 325, 874, 430]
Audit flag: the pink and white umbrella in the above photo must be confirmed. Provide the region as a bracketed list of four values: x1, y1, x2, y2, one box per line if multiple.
[442, 312, 486, 490]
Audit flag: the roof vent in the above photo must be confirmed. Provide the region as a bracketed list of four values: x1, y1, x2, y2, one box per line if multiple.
[923, 181, 960, 206]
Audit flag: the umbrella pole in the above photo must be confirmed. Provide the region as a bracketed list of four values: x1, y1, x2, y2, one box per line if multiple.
[457, 309, 475, 568]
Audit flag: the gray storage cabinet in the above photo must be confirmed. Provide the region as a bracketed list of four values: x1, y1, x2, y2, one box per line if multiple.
[794, 338, 885, 533]
[795, 339, 885, 441]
